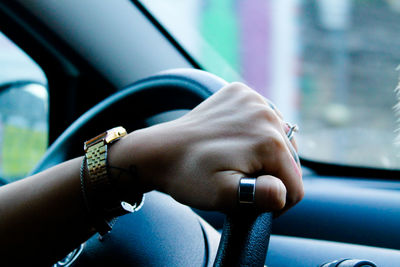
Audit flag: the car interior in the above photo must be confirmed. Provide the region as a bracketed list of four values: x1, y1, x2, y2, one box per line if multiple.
[1, 0, 400, 266]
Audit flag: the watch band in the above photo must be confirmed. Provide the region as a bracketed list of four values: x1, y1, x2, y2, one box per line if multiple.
[81, 126, 144, 235]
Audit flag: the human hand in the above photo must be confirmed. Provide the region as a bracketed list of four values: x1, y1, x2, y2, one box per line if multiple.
[113, 82, 303, 213]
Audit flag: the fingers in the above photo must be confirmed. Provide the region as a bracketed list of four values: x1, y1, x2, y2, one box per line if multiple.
[259, 131, 304, 209]
[265, 102, 299, 167]
[254, 175, 287, 210]
[213, 172, 287, 212]
[262, 94, 298, 153]
[282, 122, 299, 152]
[277, 120, 300, 173]
[244, 93, 303, 209]
[250, 94, 302, 199]
[248, 87, 298, 153]
[229, 85, 303, 209]
[281, 123, 300, 171]
[177, 82, 303, 213]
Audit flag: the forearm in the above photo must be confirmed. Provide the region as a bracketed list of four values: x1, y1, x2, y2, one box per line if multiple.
[0, 128, 152, 264]
[0, 157, 94, 264]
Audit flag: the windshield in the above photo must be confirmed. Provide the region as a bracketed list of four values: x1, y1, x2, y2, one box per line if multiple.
[141, 0, 400, 170]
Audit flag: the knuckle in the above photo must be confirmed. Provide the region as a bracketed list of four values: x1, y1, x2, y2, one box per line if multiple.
[228, 83, 263, 103]
[241, 90, 259, 104]
[263, 106, 280, 124]
[263, 130, 286, 152]
[253, 130, 286, 157]
[230, 81, 248, 90]
[249, 105, 268, 121]
[249, 104, 280, 127]
[225, 82, 249, 95]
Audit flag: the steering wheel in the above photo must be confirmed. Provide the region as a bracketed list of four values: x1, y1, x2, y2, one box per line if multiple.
[32, 69, 272, 267]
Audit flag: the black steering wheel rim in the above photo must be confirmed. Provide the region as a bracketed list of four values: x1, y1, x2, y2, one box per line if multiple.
[32, 68, 272, 267]
[32, 69, 224, 174]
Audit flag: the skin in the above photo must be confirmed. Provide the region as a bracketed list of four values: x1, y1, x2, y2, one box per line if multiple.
[0, 82, 303, 265]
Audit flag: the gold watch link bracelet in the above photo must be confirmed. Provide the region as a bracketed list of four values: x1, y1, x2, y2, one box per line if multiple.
[80, 126, 144, 235]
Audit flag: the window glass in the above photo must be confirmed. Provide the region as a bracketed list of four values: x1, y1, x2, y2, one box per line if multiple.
[141, 0, 400, 169]
[0, 32, 48, 183]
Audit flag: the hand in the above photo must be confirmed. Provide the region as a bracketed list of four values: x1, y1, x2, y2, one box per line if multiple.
[112, 82, 303, 213]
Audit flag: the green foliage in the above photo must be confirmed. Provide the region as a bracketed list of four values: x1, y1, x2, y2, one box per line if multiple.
[2, 124, 47, 181]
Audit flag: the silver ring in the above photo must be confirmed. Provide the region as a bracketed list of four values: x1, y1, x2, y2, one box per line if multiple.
[286, 123, 299, 141]
[238, 177, 256, 205]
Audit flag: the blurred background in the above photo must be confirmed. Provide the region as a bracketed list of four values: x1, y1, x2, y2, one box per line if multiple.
[142, 0, 400, 169]
[1, 0, 400, 182]
[0, 32, 47, 181]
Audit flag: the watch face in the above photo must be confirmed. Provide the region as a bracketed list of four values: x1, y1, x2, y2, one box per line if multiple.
[84, 126, 127, 151]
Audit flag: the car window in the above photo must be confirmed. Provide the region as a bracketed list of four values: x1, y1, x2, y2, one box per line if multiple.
[0, 31, 48, 184]
[141, 0, 400, 170]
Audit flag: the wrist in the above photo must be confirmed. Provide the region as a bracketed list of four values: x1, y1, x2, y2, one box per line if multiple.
[108, 120, 190, 194]
[81, 127, 145, 234]
[106, 130, 148, 197]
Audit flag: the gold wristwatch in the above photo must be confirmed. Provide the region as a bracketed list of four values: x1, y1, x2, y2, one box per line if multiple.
[83, 126, 144, 235]
[84, 126, 127, 185]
